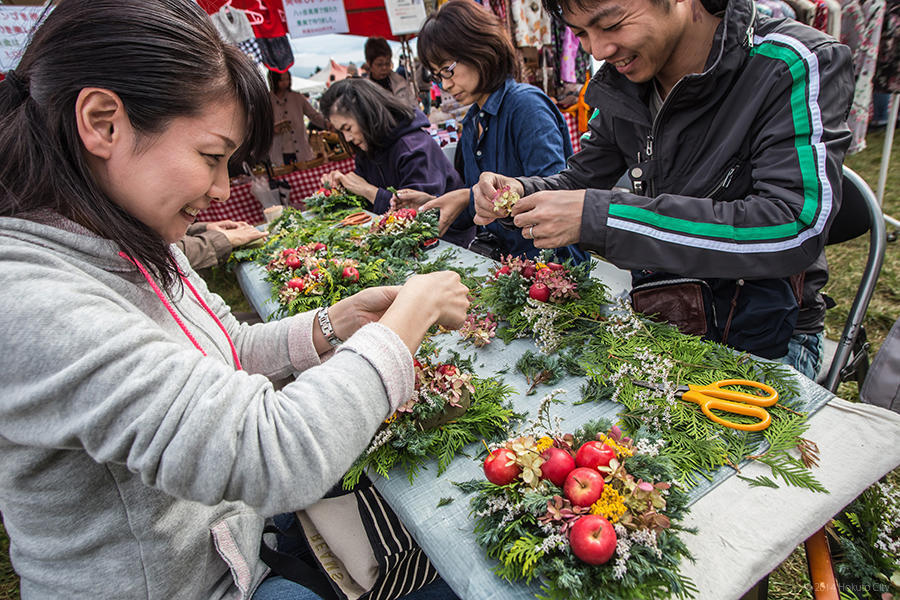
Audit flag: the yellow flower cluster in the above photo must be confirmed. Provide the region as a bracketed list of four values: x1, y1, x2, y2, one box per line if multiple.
[535, 437, 554, 453]
[599, 433, 634, 458]
[590, 486, 627, 523]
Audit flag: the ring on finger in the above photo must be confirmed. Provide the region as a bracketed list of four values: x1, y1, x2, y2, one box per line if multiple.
[528, 225, 535, 239]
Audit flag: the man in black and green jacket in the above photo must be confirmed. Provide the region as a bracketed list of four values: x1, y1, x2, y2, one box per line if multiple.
[473, 0, 854, 378]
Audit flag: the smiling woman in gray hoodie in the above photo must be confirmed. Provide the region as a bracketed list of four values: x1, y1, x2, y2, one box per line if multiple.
[0, 1, 470, 599]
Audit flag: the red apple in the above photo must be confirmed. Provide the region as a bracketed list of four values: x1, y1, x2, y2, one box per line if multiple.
[540, 447, 576, 487]
[313, 242, 327, 252]
[568, 515, 617, 565]
[564, 467, 605, 507]
[496, 265, 511, 276]
[575, 441, 617, 470]
[529, 282, 551, 302]
[547, 262, 564, 271]
[284, 255, 301, 270]
[483, 448, 520, 486]
[342, 266, 359, 282]
[287, 277, 305, 290]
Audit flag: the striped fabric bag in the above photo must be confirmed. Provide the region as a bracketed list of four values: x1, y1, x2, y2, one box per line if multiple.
[260, 476, 438, 600]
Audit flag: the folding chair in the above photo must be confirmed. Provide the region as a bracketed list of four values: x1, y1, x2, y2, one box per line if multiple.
[744, 166, 888, 600]
[819, 166, 888, 392]
[805, 165, 888, 600]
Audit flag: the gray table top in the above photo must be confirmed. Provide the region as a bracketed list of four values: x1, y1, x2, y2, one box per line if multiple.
[234, 240, 900, 600]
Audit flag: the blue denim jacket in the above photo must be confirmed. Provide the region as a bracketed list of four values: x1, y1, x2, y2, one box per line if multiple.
[457, 78, 587, 263]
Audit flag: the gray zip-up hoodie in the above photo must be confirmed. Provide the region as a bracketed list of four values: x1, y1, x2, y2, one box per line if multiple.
[521, 0, 853, 357]
[0, 214, 413, 599]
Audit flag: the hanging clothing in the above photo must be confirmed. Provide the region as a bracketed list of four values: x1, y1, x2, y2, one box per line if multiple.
[550, 20, 592, 88]
[784, 0, 818, 23]
[237, 38, 263, 65]
[509, 0, 552, 48]
[840, 0, 887, 152]
[487, 0, 507, 22]
[258, 36, 294, 73]
[210, 5, 255, 44]
[874, 0, 900, 92]
[756, 0, 797, 18]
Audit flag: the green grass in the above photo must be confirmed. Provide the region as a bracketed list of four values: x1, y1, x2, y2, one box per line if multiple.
[1, 132, 897, 599]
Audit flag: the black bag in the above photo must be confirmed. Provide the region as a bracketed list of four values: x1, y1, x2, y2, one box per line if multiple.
[260, 476, 438, 600]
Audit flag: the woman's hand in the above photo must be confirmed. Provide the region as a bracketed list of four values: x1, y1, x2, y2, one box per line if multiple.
[379, 272, 470, 353]
[320, 170, 344, 189]
[472, 171, 524, 225]
[391, 189, 434, 210]
[327, 286, 400, 342]
[315, 273, 469, 355]
[420, 189, 471, 236]
[335, 172, 377, 202]
[219, 224, 268, 248]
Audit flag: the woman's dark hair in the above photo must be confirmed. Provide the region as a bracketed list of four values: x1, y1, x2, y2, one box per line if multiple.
[267, 68, 286, 93]
[364, 37, 392, 66]
[0, 0, 273, 290]
[319, 78, 415, 156]
[416, 0, 518, 96]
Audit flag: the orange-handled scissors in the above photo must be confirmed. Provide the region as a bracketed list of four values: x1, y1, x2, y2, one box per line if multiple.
[632, 379, 778, 432]
[337, 211, 371, 227]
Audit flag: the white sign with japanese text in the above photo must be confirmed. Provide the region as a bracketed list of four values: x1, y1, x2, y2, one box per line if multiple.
[283, 0, 348, 38]
[0, 6, 46, 72]
[383, 0, 425, 36]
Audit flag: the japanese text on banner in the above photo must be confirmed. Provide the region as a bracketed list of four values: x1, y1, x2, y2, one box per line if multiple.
[0, 6, 46, 72]
[283, 0, 348, 38]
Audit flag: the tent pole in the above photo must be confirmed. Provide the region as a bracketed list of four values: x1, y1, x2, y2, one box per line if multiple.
[875, 93, 900, 234]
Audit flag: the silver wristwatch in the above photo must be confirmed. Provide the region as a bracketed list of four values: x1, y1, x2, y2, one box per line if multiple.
[317, 307, 342, 347]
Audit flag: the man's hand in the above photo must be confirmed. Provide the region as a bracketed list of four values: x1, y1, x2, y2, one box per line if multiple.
[419, 189, 470, 236]
[472, 171, 524, 225]
[511, 190, 585, 248]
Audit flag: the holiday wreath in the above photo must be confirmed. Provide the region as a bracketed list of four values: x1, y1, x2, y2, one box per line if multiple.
[342, 353, 518, 489]
[456, 394, 696, 600]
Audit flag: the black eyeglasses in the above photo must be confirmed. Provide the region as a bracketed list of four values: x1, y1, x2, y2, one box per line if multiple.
[428, 61, 457, 85]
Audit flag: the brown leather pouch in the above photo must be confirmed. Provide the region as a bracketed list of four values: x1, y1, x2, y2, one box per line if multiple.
[630, 278, 716, 337]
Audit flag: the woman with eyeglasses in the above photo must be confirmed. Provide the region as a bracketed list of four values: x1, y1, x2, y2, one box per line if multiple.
[404, 0, 587, 263]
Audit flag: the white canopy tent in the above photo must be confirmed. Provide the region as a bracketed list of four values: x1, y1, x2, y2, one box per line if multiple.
[290, 76, 326, 95]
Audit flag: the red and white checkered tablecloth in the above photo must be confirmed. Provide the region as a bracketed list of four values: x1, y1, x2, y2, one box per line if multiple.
[196, 157, 357, 224]
[563, 112, 582, 154]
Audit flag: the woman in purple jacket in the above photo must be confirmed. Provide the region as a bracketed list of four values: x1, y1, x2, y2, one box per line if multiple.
[319, 78, 463, 216]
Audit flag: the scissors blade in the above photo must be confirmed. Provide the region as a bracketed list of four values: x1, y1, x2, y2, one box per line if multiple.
[632, 380, 665, 392]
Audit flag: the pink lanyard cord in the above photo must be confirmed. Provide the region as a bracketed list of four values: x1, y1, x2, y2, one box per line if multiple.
[119, 252, 243, 370]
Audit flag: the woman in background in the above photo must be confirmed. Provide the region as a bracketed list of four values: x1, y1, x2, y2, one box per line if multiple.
[403, 0, 586, 263]
[319, 79, 473, 234]
[268, 69, 327, 166]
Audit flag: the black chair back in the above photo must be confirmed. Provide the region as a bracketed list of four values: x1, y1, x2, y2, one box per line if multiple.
[827, 168, 874, 245]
